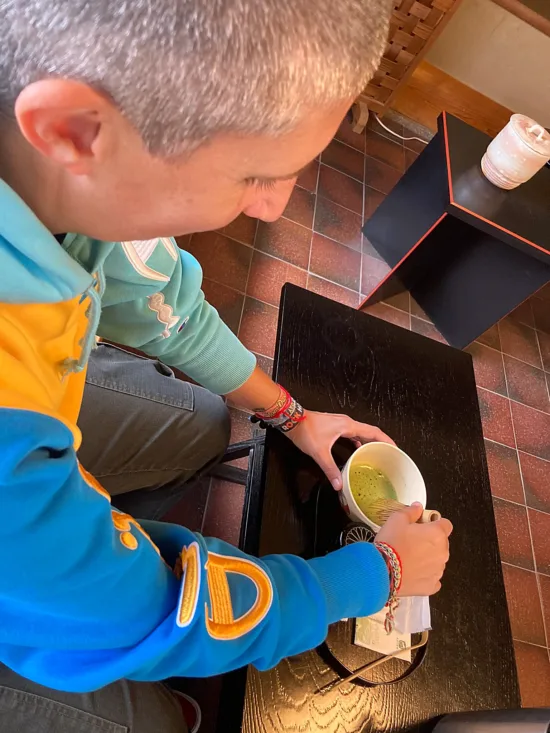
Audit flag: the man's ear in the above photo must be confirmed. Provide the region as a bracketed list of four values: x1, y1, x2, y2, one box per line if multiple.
[14, 79, 110, 175]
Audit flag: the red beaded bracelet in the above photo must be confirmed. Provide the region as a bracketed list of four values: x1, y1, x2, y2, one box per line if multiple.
[256, 386, 290, 420]
[374, 541, 402, 634]
[254, 385, 306, 433]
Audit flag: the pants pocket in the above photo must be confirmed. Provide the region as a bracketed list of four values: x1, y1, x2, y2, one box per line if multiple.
[0, 685, 127, 733]
[85, 343, 194, 411]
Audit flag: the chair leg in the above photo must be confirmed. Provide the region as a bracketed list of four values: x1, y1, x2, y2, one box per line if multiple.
[208, 437, 266, 487]
[351, 99, 369, 134]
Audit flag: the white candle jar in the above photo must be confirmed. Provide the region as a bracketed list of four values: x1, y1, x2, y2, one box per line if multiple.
[481, 114, 550, 190]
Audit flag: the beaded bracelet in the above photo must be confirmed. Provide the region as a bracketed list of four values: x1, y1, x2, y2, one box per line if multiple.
[253, 386, 306, 433]
[374, 541, 402, 634]
[257, 387, 290, 420]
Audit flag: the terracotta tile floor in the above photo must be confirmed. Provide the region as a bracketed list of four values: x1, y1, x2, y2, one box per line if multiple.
[171, 114, 550, 707]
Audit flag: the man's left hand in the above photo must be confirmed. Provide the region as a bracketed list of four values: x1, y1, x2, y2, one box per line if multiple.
[285, 410, 395, 491]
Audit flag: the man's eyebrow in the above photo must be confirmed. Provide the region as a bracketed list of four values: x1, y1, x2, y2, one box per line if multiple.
[278, 164, 310, 180]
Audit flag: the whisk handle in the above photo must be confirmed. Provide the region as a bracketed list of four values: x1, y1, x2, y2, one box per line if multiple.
[419, 509, 442, 524]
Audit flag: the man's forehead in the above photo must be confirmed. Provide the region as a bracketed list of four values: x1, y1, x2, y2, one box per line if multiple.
[211, 103, 348, 179]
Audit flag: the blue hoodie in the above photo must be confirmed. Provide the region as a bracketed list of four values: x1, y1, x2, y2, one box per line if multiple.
[0, 179, 389, 692]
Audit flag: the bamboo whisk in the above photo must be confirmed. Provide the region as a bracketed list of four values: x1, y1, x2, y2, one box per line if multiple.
[368, 498, 441, 526]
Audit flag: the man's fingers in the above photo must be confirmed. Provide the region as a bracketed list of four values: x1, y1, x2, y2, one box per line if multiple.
[431, 580, 442, 595]
[400, 502, 425, 523]
[435, 517, 453, 537]
[316, 451, 343, 491]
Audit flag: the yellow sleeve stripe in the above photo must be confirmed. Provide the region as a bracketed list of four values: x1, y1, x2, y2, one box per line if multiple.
[205, 559, 234, 626]
[176, 543, 202, 628]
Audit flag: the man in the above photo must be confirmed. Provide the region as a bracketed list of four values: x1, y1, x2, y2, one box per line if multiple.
[0, 1, 452, 731]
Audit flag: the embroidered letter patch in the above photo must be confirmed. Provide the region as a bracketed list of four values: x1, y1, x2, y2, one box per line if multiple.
[175, 546, 273, 637]
[147, 293, 180, 338]
[205, 553, 273, 640]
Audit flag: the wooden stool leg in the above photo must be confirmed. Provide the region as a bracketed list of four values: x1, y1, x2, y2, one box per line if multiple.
[351, 100, 369, 134]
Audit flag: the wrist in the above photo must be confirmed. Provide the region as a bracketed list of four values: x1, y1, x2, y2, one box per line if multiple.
[374, 541, 402, 593]
[253, 385, 306, 433]
[374, 541, 402, 633]
[254, 385, 289, 419]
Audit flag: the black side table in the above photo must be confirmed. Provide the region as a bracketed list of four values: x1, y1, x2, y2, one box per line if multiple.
[361, 112, 550, 348]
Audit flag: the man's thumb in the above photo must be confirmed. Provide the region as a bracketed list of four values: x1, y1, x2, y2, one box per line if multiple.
[318, 453, 342, 491]
[401, 502, 424, 523]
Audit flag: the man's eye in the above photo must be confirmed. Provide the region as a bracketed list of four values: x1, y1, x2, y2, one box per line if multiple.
[246, 178, 277, 191]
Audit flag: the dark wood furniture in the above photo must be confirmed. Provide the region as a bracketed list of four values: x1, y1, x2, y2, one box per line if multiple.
[359, 0, 463, 119]
[361, 112, 550, 348]
[219, 284, 519, 733]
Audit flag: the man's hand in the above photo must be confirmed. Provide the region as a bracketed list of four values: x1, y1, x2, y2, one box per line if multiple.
[225, 368, 394, 490]
[285, 410, 395, 490]
[376, 503, 452, 597]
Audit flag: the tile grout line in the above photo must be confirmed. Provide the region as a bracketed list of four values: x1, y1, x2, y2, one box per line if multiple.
[208, 267, 360, 306]
[199, 477, 213, 534]
[306, 157, 322, 288]
[236, 218, 259, 337]
[523, 327, 550, 653]
[534, 328, 550, 404]
[497, 346, 510, 400]
[333, 132, 367, 156]
[501, 301, 547, 335]
[502, 561, 550, 579]
[477, 324, 546, 372]
[494, 494, 550, 519]
[359, 147, 366, 307]
[511, 635, 549, 650]
[248, 348, 275, 361]
[218, 206, 373, 254]
[485, 436, 550, 468]
[225, 212, 363, 255]
[478, 384, 550, 418]
[311, 222, 363, 254]
[320, 158, 365, 186]
[319, 160, 388, 209]
[536, 570, 550, 654]
[336, 126, 404, 159]
[500, 348, 549, 650]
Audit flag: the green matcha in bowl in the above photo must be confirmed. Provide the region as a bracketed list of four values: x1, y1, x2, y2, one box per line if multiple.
[339, 442, 426, 532]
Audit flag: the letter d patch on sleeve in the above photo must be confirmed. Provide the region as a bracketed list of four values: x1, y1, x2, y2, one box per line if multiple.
[205, 553, 273, 640]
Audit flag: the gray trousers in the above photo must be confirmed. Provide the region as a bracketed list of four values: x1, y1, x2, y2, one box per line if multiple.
[0, 343, 231, 732]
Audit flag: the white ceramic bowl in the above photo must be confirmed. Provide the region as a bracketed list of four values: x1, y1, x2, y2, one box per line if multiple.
[339, 442, 426, 532]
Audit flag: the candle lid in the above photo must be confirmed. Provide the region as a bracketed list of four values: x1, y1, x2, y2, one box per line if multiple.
[510, 114, 550, 156]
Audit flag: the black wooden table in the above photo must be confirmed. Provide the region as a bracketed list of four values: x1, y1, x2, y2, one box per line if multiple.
[219, 284, 519, 733]
[361, 112, 550, 349]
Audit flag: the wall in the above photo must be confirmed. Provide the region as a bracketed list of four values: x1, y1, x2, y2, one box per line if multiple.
[426, 0, 550, 125]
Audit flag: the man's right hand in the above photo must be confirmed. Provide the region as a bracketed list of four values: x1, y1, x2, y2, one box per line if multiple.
[376, 503, 452, 597]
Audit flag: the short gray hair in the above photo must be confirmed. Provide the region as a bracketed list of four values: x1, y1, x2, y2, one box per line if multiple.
[0, 0, 392, 156]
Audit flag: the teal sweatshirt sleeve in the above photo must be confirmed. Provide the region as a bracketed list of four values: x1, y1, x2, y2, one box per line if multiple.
[97, 238, 256, 394]
[0, 408, 390, 692]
